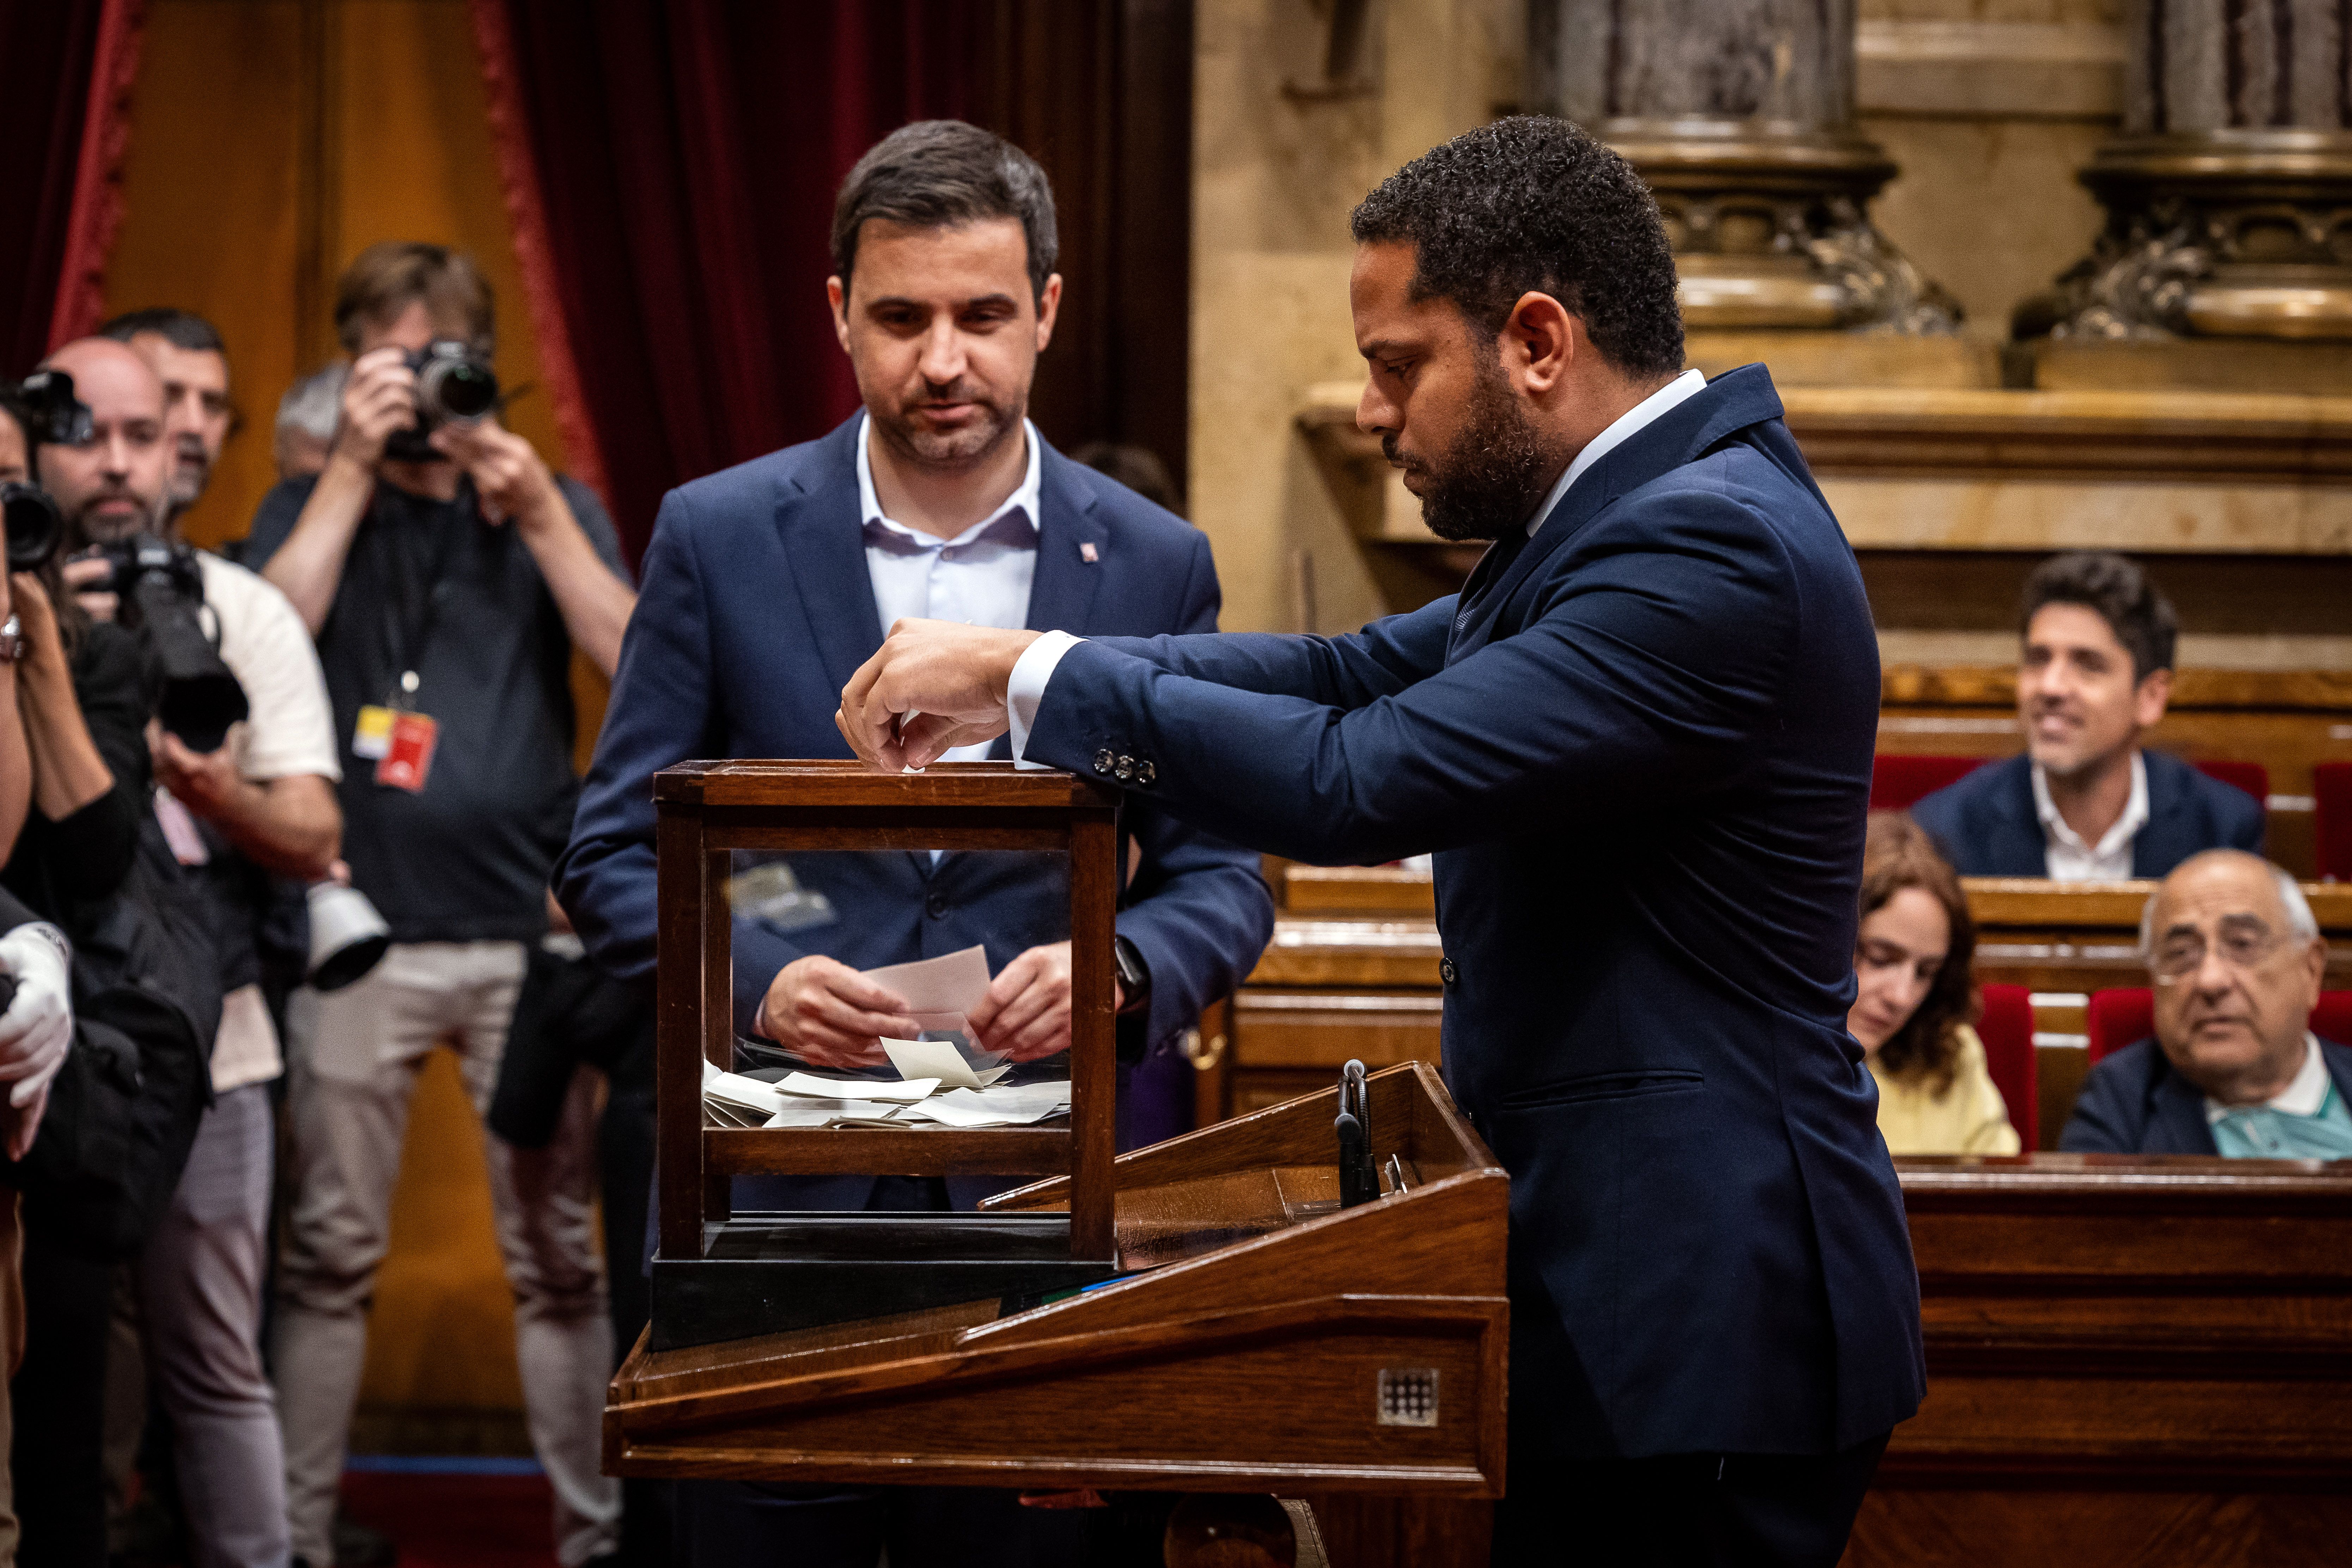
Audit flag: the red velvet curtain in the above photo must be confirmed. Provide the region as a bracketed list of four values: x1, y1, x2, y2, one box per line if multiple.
[470, 1, 992, 566]
[0, 0, 145, 374]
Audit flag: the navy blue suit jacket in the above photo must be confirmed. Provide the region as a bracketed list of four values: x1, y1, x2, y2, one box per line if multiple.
[2060, 1035, 2352, 1154]
[1019, 365, 1925, 1460]
[1911, 750, 2264, 878]
[554, 417, 1274, 1203]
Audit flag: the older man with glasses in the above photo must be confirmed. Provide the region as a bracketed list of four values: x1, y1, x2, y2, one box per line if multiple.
[2063, 849, 2351, 1157]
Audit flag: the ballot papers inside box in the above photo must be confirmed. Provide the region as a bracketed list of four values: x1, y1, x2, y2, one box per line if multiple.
[651, 761, 1119, 1349]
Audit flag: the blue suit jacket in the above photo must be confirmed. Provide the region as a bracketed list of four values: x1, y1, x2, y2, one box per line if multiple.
[2060, 1035, 2352, 1154]
[554, 417, 1274, 1204]
[1019, 365, 1924, 1460]
[1911, 750, 2264, 878]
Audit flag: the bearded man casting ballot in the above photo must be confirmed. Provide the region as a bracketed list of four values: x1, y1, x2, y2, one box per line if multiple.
[839, 118, 1924, 1568]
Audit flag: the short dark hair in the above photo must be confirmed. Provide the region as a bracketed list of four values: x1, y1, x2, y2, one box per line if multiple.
[334, 242, 495, 355]
[831, 120, 1057, 305]
[97, 307, 226, 355]
[1350, 116, 1684, 380]
[2020, 551, 2176, 682]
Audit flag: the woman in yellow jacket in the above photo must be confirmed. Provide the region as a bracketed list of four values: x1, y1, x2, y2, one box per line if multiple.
[1848, 811, 2021, 1155]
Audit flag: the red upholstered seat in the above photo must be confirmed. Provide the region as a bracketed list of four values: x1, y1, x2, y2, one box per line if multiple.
[2089, 987, 2352, 1063]
[2193, 759, 2268, 805]
[1974, 983, 2037, 1148]
[1871, 755, 1985, 811]
[2317, 762, 2352, 882]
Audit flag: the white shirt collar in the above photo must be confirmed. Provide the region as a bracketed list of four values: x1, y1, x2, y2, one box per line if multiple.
[2207, 1033, 2333, 1122]
[2032, 750, 2149, 867]
[855, 410, 1043, 548]
[1527, 368, 1708, 538]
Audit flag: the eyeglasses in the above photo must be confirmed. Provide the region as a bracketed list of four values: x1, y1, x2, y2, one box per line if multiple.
[2146, 919, 2294, 985]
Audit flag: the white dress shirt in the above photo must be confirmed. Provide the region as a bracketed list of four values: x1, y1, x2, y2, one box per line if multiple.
[2031, 752, 2148, 881]
[858, 411, 1042, 774]
[2206, 1033, 2331, 1123]
[1007, 370, 1713, 758]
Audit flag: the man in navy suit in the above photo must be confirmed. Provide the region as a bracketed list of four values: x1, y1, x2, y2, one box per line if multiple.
[1911, 552, 2263, 880]
[2064, 850, 2352, 1157]
[556, 121, 1272, 1567]
[839, 117, 1924, 1568]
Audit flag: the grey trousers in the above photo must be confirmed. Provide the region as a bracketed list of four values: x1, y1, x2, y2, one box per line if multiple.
[272, 941, 617, 1568]
[135, 1083, 290, 1568]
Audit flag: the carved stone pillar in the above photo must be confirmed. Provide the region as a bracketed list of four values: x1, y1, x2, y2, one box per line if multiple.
[2031, 0, 2352, 341]
[1530, 0, 1957, 333]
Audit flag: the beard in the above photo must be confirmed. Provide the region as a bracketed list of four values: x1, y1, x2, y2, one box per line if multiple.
[1385, 353, 1557, 543]
[873, 379, 1021, 469]
[66, 489, 158, 548]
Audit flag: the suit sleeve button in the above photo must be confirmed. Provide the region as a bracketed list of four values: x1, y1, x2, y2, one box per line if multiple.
[1114, 755, 1134, 781]
[1092, 750, 1114, 775]
[1440, 958, 1457, 984]
[1135, 760, 1156, 786]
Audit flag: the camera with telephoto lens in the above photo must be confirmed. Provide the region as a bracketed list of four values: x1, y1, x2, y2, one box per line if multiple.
[93, 534, 248, 753]
[382, 339, 499, 462]
[0, 369, 96, 572]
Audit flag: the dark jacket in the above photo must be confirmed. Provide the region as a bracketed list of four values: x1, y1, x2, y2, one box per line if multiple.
[1023, 365, 1925, 1461]
[555, 417, 1275, 1207]
[2060, 1034, 2352, 1154]
[1911, 749, 2265, 879]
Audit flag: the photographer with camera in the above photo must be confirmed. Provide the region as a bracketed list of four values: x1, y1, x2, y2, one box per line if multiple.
[28, 335, 339, 1568]
[249, 243, 631, 1568]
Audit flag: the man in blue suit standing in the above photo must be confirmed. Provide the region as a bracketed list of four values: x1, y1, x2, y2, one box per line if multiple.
[840, 117, 1925, 1568]
[556, 120, 1273, 1567]
[1910, 551, 2263, 879]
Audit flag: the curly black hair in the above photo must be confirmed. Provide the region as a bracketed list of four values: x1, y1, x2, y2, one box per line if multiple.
[1350, 116, 1684, 380]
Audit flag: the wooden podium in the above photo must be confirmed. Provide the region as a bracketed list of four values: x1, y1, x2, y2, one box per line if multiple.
[616, 761, 1510, 1502]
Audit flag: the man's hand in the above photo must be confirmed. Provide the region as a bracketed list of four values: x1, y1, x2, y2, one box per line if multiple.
[757, 954, 921, 1070]
[432, 420, 562, 527]
[963, 941, 1123, 1063]
[836, 619, 1040, 772]
[62, 555, 115, 623]
[150, 724, 248, 823]
[0, 923, 73, 1160]
[334, 346, 419, 469]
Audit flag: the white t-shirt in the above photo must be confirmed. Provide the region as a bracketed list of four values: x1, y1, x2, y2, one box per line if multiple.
[186, 553, 342, 1091]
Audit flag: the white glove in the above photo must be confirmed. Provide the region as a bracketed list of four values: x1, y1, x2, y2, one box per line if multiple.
[0, 923, 74, 1111]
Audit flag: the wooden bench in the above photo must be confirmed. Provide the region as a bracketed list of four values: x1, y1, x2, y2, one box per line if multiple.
[1196, 865, 2352, 1148]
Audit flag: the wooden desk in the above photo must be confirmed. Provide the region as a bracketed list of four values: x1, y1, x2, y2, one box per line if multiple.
[1848, 1154, 2352, 1567]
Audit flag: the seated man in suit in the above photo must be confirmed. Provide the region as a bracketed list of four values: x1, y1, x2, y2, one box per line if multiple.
[2064, 850, 2350, 1157]
[1912, 552, 2262, 879]
[555, 119, 1272, 1567]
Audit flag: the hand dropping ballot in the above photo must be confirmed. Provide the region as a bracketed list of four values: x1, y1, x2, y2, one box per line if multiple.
[699, 945, 1066, 1129]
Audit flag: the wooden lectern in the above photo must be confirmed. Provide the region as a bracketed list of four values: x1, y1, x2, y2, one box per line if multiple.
[617, 760, 1509, 1502]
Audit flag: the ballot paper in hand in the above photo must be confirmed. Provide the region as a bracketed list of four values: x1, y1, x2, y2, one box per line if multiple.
[883, 1037, 1012, 1090]
[863, 945, 992, 1021]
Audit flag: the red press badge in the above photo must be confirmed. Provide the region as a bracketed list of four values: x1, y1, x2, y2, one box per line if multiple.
[376, 710, 439, 792]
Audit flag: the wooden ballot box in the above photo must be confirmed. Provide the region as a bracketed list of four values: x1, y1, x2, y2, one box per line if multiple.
[614, 760, 1510, 1502]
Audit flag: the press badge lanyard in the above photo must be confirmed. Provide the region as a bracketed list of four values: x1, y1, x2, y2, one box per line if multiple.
[351, 495, 462, 792]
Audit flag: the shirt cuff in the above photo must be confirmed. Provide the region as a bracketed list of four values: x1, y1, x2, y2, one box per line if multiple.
[1007, 630, 1084, 768]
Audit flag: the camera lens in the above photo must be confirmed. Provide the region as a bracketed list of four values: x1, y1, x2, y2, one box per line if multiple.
[436, 362, 498, 421]
[1, 482, 60, 573]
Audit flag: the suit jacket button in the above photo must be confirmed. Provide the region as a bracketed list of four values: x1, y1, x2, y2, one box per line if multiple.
[1092, 750, 1114, 775]
[1135, 760, 1156, 786]
[926, 893, 949, 920]
[1440, 958, 1457, 984]
[1115, 755, 1134, 781]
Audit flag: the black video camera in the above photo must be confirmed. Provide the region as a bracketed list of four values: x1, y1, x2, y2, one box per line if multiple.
[383, 340, 499, 462]
[93, 534, 248, 753]
[0, 369, 95, 573]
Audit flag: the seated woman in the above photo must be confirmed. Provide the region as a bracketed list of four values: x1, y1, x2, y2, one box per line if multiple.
[1850, 811, 2020, 1155]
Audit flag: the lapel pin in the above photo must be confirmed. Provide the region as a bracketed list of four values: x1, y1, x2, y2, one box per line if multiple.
[1079, 542, 1099, 563]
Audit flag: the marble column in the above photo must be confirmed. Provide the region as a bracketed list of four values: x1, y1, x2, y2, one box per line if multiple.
[2031, 0, 2352, 340]
[1530, 0, 1957, 333]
